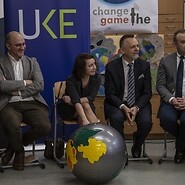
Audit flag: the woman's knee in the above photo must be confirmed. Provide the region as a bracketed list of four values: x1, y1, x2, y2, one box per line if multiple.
[81, 102, 91, 112]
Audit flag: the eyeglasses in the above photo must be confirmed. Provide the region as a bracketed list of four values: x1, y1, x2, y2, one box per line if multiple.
[9, 43, 26, 48]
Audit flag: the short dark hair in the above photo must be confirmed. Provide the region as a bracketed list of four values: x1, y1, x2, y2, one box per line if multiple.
[119, 34, 135, 48]
[173, 29, 185, 43]
[72, 53, 98, 79]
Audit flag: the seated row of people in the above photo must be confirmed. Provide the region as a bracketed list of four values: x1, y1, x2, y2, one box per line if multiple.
[1, 29, 185, 171]
[55, 29, 185, 165]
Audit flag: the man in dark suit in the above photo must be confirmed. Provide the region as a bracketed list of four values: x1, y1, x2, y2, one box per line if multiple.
[104, 34, 152, 159]
[0, 31, 51, 170]
[157, 29, 185, 164]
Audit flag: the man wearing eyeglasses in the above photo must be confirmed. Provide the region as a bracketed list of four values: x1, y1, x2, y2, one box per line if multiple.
[0, 31, 51, 170]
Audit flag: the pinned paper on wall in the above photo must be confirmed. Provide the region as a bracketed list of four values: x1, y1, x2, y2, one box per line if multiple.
[91, 33, 164, 95]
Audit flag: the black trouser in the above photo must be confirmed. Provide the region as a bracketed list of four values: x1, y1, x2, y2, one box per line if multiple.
[159, 102, 185, 152]
[104, 102, 152, 148]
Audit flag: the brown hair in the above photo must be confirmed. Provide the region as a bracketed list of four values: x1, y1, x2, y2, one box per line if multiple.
[72, 53, 98, 79]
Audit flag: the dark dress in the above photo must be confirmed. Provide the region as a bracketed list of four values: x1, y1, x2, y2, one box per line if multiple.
[57, 73, 101, 120]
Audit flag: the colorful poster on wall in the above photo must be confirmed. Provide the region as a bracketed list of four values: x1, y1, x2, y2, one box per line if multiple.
[0, 0, 4, 56]
[4, 0, 90, 108]
[90, 0, 158, 34]
[91, 33, 164, 95]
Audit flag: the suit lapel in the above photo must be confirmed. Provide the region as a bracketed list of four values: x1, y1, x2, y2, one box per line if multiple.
[117, 58, 125, 89]
[22, 56, 31, 79]
[2, 55, 32, 81]
[3, 56, 14, 80]
[170, 53, 178, 83]
[133, 58, 140, 80]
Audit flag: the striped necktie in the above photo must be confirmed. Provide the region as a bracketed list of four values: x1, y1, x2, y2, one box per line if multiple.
[175, 56, 184, 97]
[127, 63, 135, 107]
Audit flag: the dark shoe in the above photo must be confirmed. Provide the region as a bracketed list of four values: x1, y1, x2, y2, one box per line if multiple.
[174, 151, 185, 164]
[125, 156, 128, 167]
[123, 150, 128, 168]
[131, 132, 141, 158]
[13, 147, 25, 171]
[131, 145, 141, 158]
[1, 145, 15, 166]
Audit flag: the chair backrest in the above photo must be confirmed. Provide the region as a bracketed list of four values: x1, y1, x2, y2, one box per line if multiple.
[53, 81, 66, 100]
[53, 81, 78, 124]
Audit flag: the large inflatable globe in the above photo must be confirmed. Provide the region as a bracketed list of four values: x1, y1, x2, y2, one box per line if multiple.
[66, 123, 126, 185]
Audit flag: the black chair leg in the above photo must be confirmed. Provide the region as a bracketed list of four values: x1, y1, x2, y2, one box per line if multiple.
[128, 141, 153, 164]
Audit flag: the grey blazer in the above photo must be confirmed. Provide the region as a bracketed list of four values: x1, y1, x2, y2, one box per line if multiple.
[0, 54, 48, 110]
[156, 52, 178, 103]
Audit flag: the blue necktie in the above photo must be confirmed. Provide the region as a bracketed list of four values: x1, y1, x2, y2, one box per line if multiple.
[175, 56, 184, 97]
[127, 63, 135, 107]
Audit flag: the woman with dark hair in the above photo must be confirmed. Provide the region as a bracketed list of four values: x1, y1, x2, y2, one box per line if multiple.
[57, 53, 101, 126]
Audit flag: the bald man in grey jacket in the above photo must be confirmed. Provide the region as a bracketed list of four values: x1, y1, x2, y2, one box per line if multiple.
[0, 31, 51, 170]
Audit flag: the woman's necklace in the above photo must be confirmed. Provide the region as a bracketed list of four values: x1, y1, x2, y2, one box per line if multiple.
[82, 77, 89, 87]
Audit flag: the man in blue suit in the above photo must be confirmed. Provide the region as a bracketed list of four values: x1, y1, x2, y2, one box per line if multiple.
[157, 29, 185, 164]
[104, 34, 152, 159]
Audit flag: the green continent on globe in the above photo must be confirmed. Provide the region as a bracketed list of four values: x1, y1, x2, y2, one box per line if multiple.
[72, 128, 101, 147]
